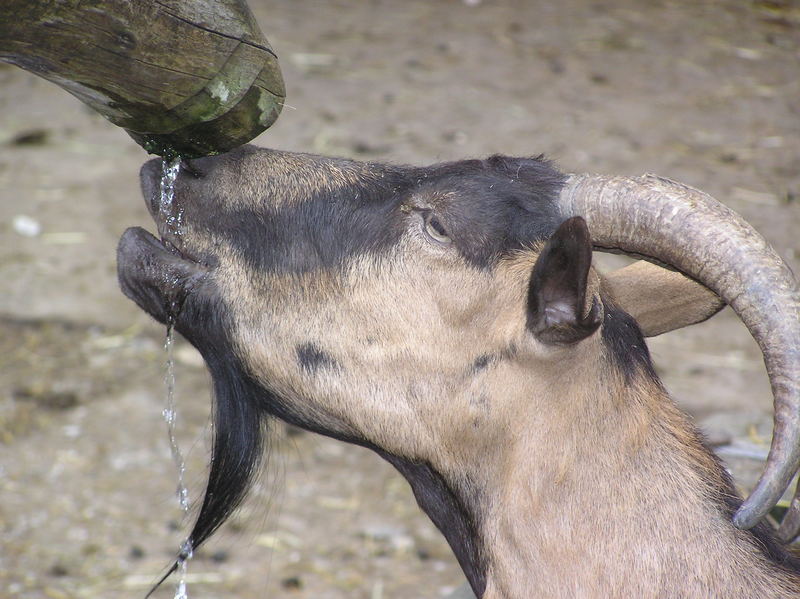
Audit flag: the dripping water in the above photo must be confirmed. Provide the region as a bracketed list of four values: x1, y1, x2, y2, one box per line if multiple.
[160, 157, 193, 598]
[160, 156, 183, 240]
[163, 322, 189, 513]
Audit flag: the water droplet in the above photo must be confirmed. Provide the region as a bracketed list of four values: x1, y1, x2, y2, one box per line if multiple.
[163, 324, 193, 598]
[159, 157, 184, 241]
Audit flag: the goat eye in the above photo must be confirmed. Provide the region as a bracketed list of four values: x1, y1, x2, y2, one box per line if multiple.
[424, 213, 451, 244]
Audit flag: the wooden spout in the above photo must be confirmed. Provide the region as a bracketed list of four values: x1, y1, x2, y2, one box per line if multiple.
[0, 0, 285, 158]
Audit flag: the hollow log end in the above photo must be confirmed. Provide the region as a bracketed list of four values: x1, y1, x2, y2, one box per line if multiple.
[128, 84, 284, 159]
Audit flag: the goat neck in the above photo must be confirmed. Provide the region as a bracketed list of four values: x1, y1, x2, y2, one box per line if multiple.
[458, 331, 800, 599]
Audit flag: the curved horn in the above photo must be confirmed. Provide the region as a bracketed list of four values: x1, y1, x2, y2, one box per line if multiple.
[559, 173, 800, 532]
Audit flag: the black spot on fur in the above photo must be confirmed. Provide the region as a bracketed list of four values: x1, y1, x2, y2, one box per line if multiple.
[601, 300, 658, 383]
[471, 345, 520, 376]
[499, 342, 518, 361]
[472, 354, 494, 373]
[296, 343, 339, 374]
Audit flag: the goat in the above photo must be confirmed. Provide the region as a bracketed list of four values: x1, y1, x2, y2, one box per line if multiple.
[117, 146, 800, 598]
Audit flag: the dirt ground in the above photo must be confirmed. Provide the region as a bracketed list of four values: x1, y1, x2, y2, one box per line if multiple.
[1, 1, 798, 598]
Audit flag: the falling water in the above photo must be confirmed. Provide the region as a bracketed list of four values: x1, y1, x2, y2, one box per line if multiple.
[163, 323, 189, 513]
[159, 156, 183, 239]
[159, 157, 193, 599]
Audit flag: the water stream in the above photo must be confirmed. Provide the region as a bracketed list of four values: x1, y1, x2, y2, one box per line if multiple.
[163, 324, 189, 513]
[159, 157, 193, 599]
[159, 156, 184, 238]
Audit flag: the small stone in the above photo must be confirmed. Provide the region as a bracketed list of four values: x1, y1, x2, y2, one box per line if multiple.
[48, 563, 69, 577]
[11, 129, 49, 146]
[13, 386, 79, 410]
[281, 575, 303, 590]
[12, 215, 41, 237]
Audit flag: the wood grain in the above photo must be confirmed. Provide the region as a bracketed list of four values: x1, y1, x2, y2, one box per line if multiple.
[0, 0, 285, 157]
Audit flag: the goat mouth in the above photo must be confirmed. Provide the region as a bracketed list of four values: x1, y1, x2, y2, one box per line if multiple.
[117, 227, 207, 325]
[139, 158, 183, 247]
[139, 157, 203, 259]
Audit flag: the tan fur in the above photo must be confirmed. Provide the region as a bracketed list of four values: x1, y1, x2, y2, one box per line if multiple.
[218, 245, 799, 597]
[196, 148, 389, 212]
[481, 366, 800, 598]
[165, 148, 799, 598]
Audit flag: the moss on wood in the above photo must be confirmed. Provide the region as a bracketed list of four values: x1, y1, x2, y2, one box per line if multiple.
[0, 0, 285, 157]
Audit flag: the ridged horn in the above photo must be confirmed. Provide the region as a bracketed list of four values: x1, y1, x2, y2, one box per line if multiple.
[558, 173, 800, 532]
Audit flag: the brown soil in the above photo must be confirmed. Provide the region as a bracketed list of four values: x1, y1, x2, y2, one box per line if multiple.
[1, 1, 798, 597]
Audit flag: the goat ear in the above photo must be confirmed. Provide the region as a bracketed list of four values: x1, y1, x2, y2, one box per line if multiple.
[602, 261, 724, 337]
[527, 216, 602, 345]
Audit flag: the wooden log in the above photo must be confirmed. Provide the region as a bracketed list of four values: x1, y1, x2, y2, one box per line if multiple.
[0, 0, 285, 158]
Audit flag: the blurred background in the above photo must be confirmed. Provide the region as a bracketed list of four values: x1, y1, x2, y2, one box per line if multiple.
[0, 1, 798, 597]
